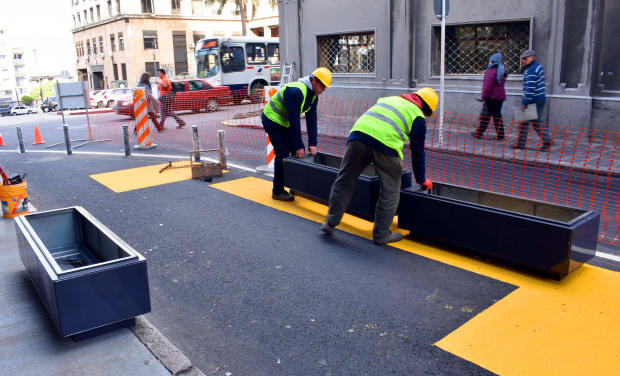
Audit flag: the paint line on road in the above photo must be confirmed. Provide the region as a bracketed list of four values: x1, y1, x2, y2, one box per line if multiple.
[596, 251, 620, 262]
[211, 176, 620, 376]
[0, 149, 257, 173]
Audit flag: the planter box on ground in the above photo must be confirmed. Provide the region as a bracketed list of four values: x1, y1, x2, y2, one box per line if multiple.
[14, 207, 151, 341]
[283, 152, 412, 222]
[398, 183, 599, 280]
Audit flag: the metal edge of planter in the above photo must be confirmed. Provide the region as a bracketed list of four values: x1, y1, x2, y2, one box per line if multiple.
[398, 183, 600, 280]
[16, 206, 144, 277]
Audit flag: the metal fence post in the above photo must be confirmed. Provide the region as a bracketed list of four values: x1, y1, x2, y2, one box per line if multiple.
[218, 130, 227, 169]
[63, 125, 72, 155]
[16, 126, 25, 153]
[122, 125, 131, 157]
[192, 125, 200, 162]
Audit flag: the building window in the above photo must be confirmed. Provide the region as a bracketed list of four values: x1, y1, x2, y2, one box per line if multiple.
[99, 37, 104, 54]
[246, 43, 267, 64]
[116, 0, 121, 14]
[143, 30, 158, 49]
[145, 62, 160, 77]
[118, 32, 124, 50]
[90, 8, 94, 23]
[14, 53, 23, 59]
[113, 64, 119, 80]
[433, 21, 530, 75]
[87, 41, 91, 54]
[318, 32, 375, 74]
[4, 90, 12, 95]
[110, 34, 116, 51]
[92, 38, 98, 54]
[193, 32, 205, 45]
[171, 0, 181, 14]
[192, 0, 203, 15]
[108, 0, 112, 16]
[73, 15, 76, 27]
[96, 5, 100, 20]
[84, 10, 88, 23]
[0, 55, 5, 59]
[77, 13, 81, 25]
[121, 63, 126, 80]
[141, 0, 153, 13]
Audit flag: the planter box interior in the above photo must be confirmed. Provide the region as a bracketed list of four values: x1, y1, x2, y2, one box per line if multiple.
[398, 183, 599, 280]
[14, 207, 151, 340]
[283, 152, 412, 222]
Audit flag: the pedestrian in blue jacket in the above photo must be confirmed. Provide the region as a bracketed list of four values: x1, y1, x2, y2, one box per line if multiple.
[513, 50, 553, 152]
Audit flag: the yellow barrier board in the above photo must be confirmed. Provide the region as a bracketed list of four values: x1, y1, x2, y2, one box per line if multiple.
[212, 176, 620, 376]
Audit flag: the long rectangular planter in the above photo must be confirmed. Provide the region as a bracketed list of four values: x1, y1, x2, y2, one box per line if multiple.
[283, 152, 412, 222]
[14, 207, 151, 340]
[398, 183, 599, 280]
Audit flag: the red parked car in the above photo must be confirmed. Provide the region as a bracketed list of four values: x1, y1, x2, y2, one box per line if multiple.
[115, 79, 232, 118]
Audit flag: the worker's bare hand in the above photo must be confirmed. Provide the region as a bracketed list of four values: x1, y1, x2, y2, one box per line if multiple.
[295, 148, 304, 158]
[308, 146, 317, 155]
[522, 105, 528, 111]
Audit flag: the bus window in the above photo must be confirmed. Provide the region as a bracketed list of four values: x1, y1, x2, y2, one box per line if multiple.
[246, 43, 267, 64]
[268, 43, 279, 65]
[221, 47, 245, 73]
[197, 49, 220, 78]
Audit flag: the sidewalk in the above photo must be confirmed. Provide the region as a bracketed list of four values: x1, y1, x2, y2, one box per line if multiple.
[0, 213, 201, 376]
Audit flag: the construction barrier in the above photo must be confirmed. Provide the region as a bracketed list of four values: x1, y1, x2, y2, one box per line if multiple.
[79, 89, 620, 245]
[133, 88, 156, 150]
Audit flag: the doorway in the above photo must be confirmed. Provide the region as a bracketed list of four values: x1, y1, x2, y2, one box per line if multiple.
[173, 31, 188, 77]
[93, 72, 104, 89]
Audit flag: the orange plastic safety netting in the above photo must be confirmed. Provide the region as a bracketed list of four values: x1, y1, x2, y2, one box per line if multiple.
[85, 91, 620, 245]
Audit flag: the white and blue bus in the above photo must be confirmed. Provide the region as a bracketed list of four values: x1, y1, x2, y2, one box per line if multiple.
[195, 36, 280, 102]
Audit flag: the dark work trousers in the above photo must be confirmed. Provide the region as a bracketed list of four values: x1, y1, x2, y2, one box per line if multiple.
[515, 100, 552, 148]
[262, 117, 299, 194]
[475, 99, 505, 138]
[326, 140, 403, 241]
[159, 92, 186, 128]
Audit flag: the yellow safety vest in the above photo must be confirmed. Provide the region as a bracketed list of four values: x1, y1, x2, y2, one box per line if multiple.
[263, 81, 316, 128]
[350, 96, 425, 159]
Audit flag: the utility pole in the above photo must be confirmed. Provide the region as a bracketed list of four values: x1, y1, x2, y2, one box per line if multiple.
[34, 50, 44, 105]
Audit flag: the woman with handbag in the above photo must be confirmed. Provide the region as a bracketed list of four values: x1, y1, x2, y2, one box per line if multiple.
[471, 53, 507, 140]
[135, 72, 163, 134]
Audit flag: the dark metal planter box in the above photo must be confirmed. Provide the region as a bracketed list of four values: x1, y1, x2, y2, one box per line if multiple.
[283, 152, 413, 222]
[398, 183, 599, 280]
[14, 207, 151, 340]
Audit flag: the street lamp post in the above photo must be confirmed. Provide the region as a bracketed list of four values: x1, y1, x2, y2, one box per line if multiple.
[33, 50, 44, 107]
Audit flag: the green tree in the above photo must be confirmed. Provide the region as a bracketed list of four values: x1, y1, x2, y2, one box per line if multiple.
[21, 95, 33, 106]
[204, 0, 277, 36]
[28, 80, 60, 101]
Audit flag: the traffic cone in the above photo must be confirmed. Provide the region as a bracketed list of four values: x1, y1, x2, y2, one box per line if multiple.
[33, 126, 45, 145]
[0, 132, 5, 146]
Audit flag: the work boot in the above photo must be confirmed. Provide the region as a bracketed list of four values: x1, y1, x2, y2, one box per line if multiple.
[320, 221, 335, 234]
[373, 231, 404, 245]
[272, 190, 295, 202]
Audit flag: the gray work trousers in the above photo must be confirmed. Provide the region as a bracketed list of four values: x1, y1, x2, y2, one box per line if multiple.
[326, 140, 403, 241]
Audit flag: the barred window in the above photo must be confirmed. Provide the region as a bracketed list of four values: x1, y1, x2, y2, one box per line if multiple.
[434, 21, 530, 75]
[318, 32, 375, 74]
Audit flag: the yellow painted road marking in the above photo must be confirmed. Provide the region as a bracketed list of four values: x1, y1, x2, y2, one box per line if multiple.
[211, 177, 620, 376]
[90, 161, 227, 193]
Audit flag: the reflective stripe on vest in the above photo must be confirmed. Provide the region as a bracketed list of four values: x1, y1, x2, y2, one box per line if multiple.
[264, 81, 316, 128]
[351, 96, 425, 159]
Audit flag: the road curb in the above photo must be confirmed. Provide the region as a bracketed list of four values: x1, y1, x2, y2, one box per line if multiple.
[131, 315, 206, 376]
[56, 109, 115, 115]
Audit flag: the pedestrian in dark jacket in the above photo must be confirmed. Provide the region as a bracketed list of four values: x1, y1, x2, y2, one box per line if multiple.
[512, 49, 553, 152]
[135, 72, 162, 133]
[471, 52, 506, 140]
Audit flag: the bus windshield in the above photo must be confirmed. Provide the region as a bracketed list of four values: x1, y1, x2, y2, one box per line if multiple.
[196, 48, 220, 78]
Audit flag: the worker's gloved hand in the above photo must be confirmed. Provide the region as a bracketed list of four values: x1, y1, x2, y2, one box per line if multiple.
[421, 179, 433, 191]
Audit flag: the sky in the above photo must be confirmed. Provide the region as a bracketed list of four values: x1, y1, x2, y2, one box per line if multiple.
[0, 0, 75, 78]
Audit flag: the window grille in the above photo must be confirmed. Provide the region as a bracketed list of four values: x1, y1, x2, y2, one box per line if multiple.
[434, 21, 530, 75]
[318, 32, 375, 74]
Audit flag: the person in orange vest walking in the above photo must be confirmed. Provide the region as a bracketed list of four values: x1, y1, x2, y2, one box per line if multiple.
[261, 67, 332, 201]
[156, 69, 186, 129]
[320, 88, 437, 245]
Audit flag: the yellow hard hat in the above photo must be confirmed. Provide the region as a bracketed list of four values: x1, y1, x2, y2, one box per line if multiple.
[414, 87, 439, 115]
[312, 67, 332, 88]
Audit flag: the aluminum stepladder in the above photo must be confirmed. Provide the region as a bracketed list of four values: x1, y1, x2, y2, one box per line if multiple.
[280, 62, 295, 85]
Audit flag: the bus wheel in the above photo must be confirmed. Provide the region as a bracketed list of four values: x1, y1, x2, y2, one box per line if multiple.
[250, 83, 265, 104]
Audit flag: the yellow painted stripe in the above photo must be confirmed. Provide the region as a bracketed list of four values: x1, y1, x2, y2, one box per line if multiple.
[211, 176, 620, 376]
[91, 161, 227, 193]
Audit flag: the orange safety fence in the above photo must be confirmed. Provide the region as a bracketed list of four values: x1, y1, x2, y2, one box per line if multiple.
[85, 90, 620, 245]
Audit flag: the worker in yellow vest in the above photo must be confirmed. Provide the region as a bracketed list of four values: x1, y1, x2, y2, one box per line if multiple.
[262, 67, 332, 201]
[320, 88, 438, 245]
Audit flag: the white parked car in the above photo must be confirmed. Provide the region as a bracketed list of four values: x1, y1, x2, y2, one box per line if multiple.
[10, 105, 34, 115]
[89, 90, 106, 108]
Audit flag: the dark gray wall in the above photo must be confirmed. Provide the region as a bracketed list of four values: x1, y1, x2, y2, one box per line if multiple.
[277, 0, 620, 132]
